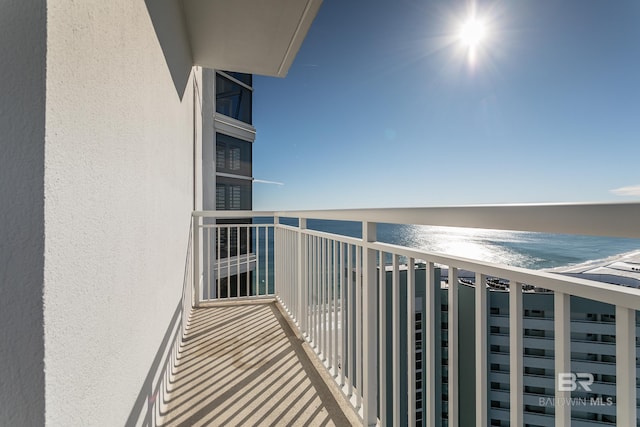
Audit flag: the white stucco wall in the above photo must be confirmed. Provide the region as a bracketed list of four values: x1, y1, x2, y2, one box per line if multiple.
[44, 1, 199, 425]
[0, 1, 46, 425]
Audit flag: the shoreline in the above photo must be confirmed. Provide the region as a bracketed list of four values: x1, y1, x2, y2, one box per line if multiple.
[545, 249, 640, 288]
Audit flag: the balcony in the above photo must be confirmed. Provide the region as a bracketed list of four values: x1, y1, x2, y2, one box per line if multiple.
[158, 203, 640, 426]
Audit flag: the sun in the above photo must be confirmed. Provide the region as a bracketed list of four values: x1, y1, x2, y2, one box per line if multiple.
[459, 17, 487, 48]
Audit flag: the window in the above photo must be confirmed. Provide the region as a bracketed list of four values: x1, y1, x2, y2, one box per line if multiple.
[216, 177, 251, 210]
[225, 72, 252, 86]
[216, 133, 252, 177]
[216, 73, 252, 124]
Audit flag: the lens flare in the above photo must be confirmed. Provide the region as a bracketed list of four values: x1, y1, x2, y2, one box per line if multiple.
[459, 17, 487, 48]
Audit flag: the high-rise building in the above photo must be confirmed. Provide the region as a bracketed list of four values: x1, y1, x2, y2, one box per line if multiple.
[383, 267, 639, 426]
[204, 70, 255, 298]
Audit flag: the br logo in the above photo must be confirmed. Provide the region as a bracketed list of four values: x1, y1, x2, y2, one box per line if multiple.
[558, 373, 594, 392]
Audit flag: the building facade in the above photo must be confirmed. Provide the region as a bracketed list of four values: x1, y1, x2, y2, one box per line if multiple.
[208, 70, 256, 298]
[385, 269, 640, 426]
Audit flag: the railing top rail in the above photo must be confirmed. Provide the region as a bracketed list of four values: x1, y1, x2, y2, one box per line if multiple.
[194, 202, 640, 239]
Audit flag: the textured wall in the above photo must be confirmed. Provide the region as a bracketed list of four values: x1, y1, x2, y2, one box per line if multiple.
[44, 1, 197, 425]
[0, 1, 47, 425]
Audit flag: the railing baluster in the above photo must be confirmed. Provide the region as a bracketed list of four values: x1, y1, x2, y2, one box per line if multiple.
[554, 291, 570, 427]
[316, 236, 321, 350]
[347, 244, 354, 398]
[310, 235, 315, 345]
[292, 230, 296, 315]
[252, 225, 260, 295]
[266, 226, 270, 295]
[340, 241, 346, 388]
[193, 215, 200, 307]
[246, 226, 250, 297]
[509, 279, 523, 427]
[313, 235, 318, 347]
[226, 226, 230, 298]
[236, 225, 240, 298]
[332, 239, 338, 376]
[217, 225, 221, 299]
[448, 266, 459, 427]
[355, 244, 362, 410]
[289, 229, 293, 313]
[274, 227, 279, 300]
[298, 219, 307, 333]
[362, 222, 378, 425]
[206, 226, 211, 300]
[318, 238, 327, 362]
[312, 235, 316, 344]
[616, 305, 637, 426]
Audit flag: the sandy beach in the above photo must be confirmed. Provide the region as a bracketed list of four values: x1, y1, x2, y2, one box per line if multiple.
[545, 249, 640, 287]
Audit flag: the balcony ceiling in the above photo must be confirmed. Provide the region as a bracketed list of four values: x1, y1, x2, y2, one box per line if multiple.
[182, 0, 322, 77]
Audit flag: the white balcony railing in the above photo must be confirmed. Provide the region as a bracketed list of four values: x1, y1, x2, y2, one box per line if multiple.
[192, 203, 640, 427]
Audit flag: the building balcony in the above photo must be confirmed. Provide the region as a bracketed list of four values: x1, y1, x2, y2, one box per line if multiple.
[156, 203, 640, 427]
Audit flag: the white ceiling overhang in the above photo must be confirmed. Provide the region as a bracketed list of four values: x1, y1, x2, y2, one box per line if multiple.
[181, 0, 323, 77]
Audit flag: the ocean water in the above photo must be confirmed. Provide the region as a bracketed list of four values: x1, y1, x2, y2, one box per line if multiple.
[288, 219, 640, 270]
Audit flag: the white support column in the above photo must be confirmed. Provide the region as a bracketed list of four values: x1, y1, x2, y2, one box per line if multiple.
[475, 273, 487, 427]
[362, 221, 378, 426]
[509, 280, 523, 427]
[554, 292, 570, 427]
[616, 306, 637, 427]
[448, 267, 459, 427]
[425, 262, 436, 427]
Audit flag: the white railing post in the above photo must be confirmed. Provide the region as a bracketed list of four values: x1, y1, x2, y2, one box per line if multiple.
[616, 306, 637, 426]
[509, 280, 523, 427]
[298, 218, 307, 332]
[554, 292, 570, 427]
[362, 221, 378, 426]
[192, 214, 200, 308]
[475, 273, 488, 427]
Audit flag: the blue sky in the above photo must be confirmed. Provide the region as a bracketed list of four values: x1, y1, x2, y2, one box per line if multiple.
[252, 0, 640, 210]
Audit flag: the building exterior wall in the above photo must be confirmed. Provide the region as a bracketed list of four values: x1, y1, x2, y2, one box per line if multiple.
[386, 269, 639, 426]
[43, 1, 200, 425]
[451, 282, 640, 427]
[484, 290, 640, 427]
[0, 1, 47, 425]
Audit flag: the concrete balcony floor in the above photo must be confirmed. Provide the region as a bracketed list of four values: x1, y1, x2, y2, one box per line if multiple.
[158, 301, 358, 426]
